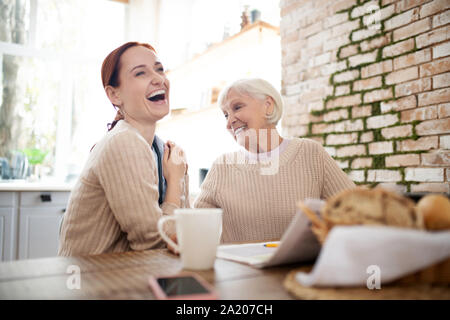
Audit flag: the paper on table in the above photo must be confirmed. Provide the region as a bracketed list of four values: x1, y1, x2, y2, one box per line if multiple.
[217, 242, 280, 265]
[296, 225, 450, 287]
[217, 204, 321, 268]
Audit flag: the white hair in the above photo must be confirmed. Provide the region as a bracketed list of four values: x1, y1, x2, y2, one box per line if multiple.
[217, 78, 283, 125]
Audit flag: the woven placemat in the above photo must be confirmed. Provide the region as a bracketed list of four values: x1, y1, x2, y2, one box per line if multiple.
[283, 267, 450, 300]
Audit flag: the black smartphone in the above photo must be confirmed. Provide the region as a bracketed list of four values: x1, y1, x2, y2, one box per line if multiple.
[148, 273, 218, 300]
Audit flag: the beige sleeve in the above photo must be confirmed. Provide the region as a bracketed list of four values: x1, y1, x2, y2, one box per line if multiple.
[320, 145, 356, 199]
[193, 161, 220, 209]
[181, 172, 191, 208]
[97, 132, 178, 251]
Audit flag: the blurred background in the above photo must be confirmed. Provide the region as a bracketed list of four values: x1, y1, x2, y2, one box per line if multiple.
[0, 0, 281, 194]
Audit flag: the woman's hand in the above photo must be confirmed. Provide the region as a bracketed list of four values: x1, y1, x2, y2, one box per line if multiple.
[163, 141, 187, 183]
[163, 141, 187, 207]
[167, 234, 179, 255]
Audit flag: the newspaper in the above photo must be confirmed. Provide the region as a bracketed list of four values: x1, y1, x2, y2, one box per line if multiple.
[216, 206, 322, 268]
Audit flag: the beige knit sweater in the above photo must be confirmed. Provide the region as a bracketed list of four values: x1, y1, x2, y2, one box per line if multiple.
[194, 138, 355, 243]
[58, 120, 189, 256]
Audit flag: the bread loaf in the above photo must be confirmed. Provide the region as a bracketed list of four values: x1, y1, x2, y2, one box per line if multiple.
[298, 187, 423, 244]
[324, 187, 421, 227]
[298, 188, 450, 285]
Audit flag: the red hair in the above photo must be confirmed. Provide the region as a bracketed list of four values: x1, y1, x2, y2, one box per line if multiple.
[101, 42, 157, 131]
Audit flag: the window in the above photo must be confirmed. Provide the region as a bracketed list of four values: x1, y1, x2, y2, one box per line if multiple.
[0, 0, 126, 181]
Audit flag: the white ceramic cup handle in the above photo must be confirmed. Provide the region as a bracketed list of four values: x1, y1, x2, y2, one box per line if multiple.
[157, 216, 180, 252]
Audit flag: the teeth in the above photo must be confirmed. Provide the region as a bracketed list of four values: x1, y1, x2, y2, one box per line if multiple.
[148, 89, 165, 99]
[234, 126, 247, 135]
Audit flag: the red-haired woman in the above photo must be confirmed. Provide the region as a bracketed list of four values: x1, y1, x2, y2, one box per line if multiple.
[58, 42, 189, 256]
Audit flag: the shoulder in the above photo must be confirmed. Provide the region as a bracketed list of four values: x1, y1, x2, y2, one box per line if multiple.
[93, 122, 152, 163]
[204, 151, 245, 178]
[106, 122, 148, 150]
[287, 137, 326, 158]
[292, 137, 321, 149]
[209, 152, 234, 172]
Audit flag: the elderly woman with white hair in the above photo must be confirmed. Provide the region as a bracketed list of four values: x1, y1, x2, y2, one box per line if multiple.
[193, 78, 355, 243]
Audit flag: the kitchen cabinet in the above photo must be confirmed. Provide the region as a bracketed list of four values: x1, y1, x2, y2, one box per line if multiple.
[0, 192, 18, 261]
[18, 191, 70, 260]
[0, 183, 72, 261]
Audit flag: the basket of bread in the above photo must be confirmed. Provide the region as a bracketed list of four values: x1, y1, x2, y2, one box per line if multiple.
[284, 187, 450, 299]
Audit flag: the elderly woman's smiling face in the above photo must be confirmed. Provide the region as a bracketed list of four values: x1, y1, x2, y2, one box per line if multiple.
[221, 88, 275, 151]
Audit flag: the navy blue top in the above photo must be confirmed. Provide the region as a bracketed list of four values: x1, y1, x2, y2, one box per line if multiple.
[151, 135, 167, 205]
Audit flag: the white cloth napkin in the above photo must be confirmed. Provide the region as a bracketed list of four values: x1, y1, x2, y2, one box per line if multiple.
[296, 224, 450, 287]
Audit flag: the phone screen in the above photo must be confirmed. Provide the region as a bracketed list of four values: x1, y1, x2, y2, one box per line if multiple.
[157, 276, 210, 296]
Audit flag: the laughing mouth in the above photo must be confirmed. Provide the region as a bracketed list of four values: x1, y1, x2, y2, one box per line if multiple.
[147, 89, 166, 102]
[234, 125, 247, 136]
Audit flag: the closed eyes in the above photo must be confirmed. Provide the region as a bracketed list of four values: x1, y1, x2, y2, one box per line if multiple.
[134, 65, 165, 77]
[223, 104, 244, 119]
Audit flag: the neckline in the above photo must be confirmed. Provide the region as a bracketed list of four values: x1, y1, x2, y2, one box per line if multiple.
[225, 138, 304, 173]
[242, 138, 291, 162]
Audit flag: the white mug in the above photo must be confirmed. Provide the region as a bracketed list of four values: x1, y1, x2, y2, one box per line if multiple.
[157, 208, 223, 270]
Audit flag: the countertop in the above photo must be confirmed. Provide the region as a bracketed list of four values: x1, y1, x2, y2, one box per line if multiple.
[0, 180, 74, 192]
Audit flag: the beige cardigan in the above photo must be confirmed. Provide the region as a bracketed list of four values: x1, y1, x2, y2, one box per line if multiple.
[58, 121, 189, 256]
[194, 138, 355, 243]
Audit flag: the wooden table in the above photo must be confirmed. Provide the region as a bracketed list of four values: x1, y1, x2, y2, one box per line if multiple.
[0, 249, 302, 300]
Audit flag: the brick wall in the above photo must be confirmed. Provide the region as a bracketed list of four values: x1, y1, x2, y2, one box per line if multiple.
[280, 0, 449, 194]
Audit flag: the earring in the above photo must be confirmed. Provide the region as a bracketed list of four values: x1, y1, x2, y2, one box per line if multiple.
[113, 105, 123, 115]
